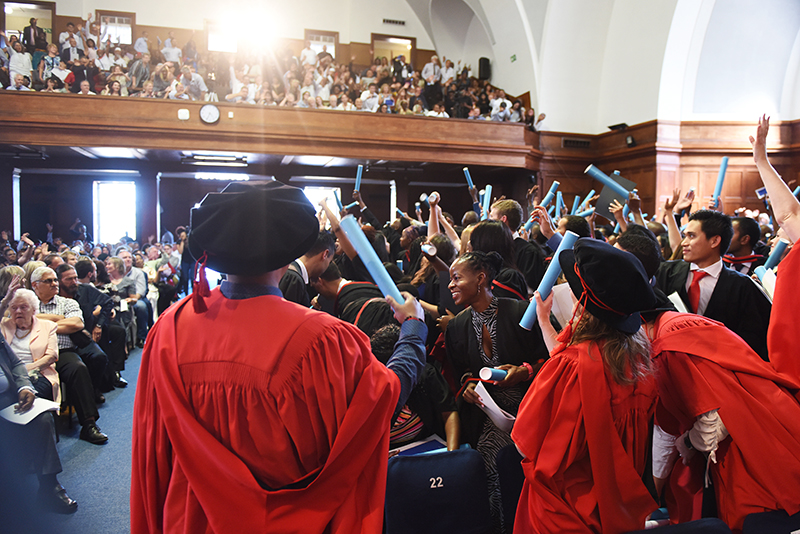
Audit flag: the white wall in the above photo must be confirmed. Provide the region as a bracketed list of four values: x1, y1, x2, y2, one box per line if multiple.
[596, 0, 677, 131]
[55, 0, 435, 49]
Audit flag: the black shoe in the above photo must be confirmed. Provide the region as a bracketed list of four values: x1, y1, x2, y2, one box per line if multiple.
[79, 423, 108, 445]
[114, 372, 128, 388]
[94, 391, 105, 404]
[39, 483, 78, 514]
[136, 339, 145, 349]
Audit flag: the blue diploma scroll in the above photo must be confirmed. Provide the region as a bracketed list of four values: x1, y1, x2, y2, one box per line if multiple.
[571, 195, 581, 215]
[419, 193, 429, 207]
[519, 230, 580, 330]
[712, 157, 729, 207]
[482, 185, 492, 220]
[344, 201, 359, 210]
[793, 186, 800, 197]
[339, 215, 405, 304]
[548, 205, 555, 216]
[524, 215, 535, 233]
[764, 239, 789, 270]
[555, 191, 564, 217]
[479, 367, 508, 381]
[578, 190, 595, 212]
[576, 208, 595, 218]
[333, 191, 343, 211]
[463, 167, 475, 189]
[354, 164, 363, 192]
[540, 181, 560, 207]
[396, 207, 405, 218]
[584, 165, 630, 198]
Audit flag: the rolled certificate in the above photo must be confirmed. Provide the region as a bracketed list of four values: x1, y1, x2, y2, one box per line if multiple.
[764, 239, 789, 270]
[556, 191, 564, 216]
[577, 190, 595, 212]
[396, 207, 405, 218]
[540, 181, 560, 207]
[548, 205, 555, 216]
[482, 184, 492, 220]
[334, 190, 343, 211]
[793, 186, 800, 197]
[479, 367, 508, 381]
[339, 215, 405, 304]
[576, 208, 595, 218]
[524, 215, 535, 233]
[585, 164, 630, 198]
[420, 243, 437, 256]
[344, 201, 359, 210]
[711, 157, 729, 207]
[415, 201, 421, 210]
[463, 167, 475, 189]
[571, 195, 582, 215]
[419, 193, 429, 207]
[519, 230, 580, 330]
[354, 164, 363, 192]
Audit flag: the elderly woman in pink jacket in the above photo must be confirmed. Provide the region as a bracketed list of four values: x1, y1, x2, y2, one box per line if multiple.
[1, 287, 59, 402]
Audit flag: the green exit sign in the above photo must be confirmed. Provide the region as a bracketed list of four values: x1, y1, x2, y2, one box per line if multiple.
[510, 54, 517, 63]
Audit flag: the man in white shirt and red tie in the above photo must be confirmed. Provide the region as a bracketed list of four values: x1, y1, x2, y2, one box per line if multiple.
[655, 209, 772, 360]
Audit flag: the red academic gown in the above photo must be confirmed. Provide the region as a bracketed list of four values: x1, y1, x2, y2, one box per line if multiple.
[511, 341, 658, 534]
[768, 244, 800, 379]
[130, 288, 400, 534]
[652, 311, 800, 532]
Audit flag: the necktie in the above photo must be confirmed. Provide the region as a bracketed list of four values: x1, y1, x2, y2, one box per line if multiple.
[687, 270, 709, 314]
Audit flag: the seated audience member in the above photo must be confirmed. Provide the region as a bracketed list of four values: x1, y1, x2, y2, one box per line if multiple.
[279, 230, 335, 307]
[0, 321, 77, 517]
[167, 82, 190, 100]
[6, 73, 31, 91]
[106, 64, 130, 96]
[138, 80, 156, 98]
[723, 216, 766, 275]
[59, 262, 127, 388]
[509, 100, 525, 122]
[60, 37, 84, 66]
[1, 287, 60, 402]
[371, 324, 460, 451]
[101, 79, 123, 96]
[40, 77, 64, 93]
[425, 102, 449, 118]
[490, 199, 547, 291]
[445, 251, 548, 530]
[491, 101, 511, 121]
[655, 209, 771, 360]
[179, 66, 207, 101]
[117, 250, 151, 346]
[30, 267, 108, 444]
[468, 221, 527, 300]
[161, 39, 182, 64]
[111, 47, 128, 69]
[77, 79, 95, 95]
[515, 239, 658, 533]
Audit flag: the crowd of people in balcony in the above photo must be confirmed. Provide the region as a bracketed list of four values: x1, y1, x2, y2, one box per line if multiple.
[0, 18, 546, 127]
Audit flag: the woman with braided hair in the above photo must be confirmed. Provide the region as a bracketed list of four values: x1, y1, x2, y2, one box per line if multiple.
[444, 250, 548, 532]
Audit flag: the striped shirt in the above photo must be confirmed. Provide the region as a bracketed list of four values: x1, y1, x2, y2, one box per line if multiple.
[39, 294, 83, 349]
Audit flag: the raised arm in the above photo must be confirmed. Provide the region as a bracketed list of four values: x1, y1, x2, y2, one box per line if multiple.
[320, 199, 356, 259]
[664, 189, 683, 254]
[750, 114, 800, 243]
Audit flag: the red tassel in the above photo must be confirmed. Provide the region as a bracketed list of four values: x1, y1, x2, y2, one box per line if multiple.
[192, 253, 210, 313]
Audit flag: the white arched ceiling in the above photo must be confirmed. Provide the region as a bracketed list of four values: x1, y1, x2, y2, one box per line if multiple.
[429, 0, 494, 71]
[691, 0, 800, 119]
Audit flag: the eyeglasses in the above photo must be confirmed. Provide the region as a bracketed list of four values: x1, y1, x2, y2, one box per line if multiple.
[37, 278, 58, 285]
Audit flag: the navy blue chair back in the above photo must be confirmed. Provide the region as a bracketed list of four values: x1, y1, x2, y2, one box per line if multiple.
[743, 510, 800, 534]
[496, 444, 525, 532]
[385, 448, 492, 534]
[626, 518, 732, 533]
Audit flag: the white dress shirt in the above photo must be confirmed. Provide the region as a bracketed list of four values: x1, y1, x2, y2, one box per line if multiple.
[685, 259, 723, 316]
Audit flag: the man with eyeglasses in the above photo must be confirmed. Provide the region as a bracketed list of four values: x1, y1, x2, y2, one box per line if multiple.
[31, 266, 108, 444]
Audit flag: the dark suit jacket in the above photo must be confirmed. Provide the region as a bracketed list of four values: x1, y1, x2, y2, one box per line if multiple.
[513, 237, 547, 290]
[61, 47, 85, 64]
[69, 63, 97, 93]
[655, 260, 772, 360]
[279, 261, 310, 307]
[445, 298, 548, 446]
[22, 25, 47, 53]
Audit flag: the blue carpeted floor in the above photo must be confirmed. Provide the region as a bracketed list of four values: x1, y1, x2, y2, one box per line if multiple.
[2, 348, 141, 534]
